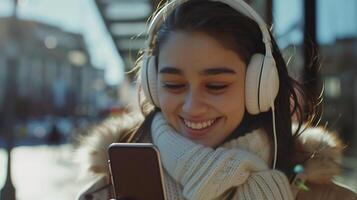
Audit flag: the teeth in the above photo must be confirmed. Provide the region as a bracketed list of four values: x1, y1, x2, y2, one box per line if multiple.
[183, 119, 215, 130]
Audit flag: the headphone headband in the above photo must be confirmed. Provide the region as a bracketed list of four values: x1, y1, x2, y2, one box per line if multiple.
[146, 0, 273, 57]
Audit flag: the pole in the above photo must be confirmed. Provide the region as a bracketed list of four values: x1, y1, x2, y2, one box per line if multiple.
[303, 0, 322, 123]
[0, 0, 19, 199]
[266, 0, 273, 27]
[0, 59, 17, 200]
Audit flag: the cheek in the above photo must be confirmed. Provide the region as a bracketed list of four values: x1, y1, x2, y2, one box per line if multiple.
[221, 96, 245, 118]
[211, 87, 245, 113]
[212, 90, 246, 130]
[227, 92, 245, 127]
[157, 88, 181, 113]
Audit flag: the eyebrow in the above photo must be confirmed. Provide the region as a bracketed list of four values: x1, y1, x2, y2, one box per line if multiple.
[159, 67, 182, 75]
[158, 66, 237, 75]
[201, 67, 236, 75]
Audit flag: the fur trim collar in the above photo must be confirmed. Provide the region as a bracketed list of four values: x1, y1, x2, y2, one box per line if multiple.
[75, 113, 344, 184]
[74, 112, 143, 179]
[292, 126, 344, 183]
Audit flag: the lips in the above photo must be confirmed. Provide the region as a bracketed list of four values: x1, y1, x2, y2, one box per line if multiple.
[180, 117, 220, 139]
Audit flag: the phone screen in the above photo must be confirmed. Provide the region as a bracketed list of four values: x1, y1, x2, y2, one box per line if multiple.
[108, 143, 166, 200]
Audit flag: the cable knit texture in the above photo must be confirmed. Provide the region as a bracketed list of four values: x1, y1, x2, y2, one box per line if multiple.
[151, 112, 294, 200]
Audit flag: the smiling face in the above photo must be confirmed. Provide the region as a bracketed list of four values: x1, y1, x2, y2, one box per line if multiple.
[157, 31, 246, 147]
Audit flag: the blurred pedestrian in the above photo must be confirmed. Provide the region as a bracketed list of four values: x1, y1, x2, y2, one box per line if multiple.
[76, 0, 357, 199]
[47, 123, 62, 146]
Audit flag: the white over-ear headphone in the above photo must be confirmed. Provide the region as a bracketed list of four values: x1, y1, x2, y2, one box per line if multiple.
[140, 0, 279, 169]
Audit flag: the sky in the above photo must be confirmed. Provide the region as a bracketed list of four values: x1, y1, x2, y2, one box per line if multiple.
[317, 0, 357, 43]
[1, 0, 356, 84]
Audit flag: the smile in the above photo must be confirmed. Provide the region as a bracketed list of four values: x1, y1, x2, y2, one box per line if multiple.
[183, 118, 217, 130]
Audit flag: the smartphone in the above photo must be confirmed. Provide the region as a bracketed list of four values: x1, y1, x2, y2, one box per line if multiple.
[108, 143, 167, 200]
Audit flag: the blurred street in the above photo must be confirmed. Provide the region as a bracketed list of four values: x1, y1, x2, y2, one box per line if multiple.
[0, 144, 88, 200]
[337, 156, 357, 193]
[1, 144, 357, 199]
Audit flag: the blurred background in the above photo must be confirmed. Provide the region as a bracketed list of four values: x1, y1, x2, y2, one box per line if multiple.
[0, 0, 356, 199]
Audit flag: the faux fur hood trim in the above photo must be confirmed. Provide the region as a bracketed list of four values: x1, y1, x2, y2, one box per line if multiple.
[75, 114, 345, 184]
[292, 126, 345, 184]
[74, 112, 143, 179]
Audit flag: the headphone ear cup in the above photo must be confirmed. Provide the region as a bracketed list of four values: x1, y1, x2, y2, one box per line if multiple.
[245, 54, 279, 115]
[259, 56, 279, 112]
[140, 54, 160, 107]
[245, 54, 264, 115]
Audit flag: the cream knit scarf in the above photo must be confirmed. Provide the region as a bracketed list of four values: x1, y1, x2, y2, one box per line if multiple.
[151, 112, 294, 200]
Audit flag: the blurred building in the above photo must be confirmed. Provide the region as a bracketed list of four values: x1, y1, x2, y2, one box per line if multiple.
[281, 37, 357, 156]
[320, 37, 357, 155]
[0, 18, 105, 119]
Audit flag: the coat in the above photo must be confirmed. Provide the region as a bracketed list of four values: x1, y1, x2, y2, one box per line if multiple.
[75, 112, 357, 200]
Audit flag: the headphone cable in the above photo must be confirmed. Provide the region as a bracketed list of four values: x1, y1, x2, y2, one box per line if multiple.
[271, 103, 277, 170]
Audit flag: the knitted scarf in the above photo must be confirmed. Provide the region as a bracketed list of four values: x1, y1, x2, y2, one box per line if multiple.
[151, 112, 294, 200]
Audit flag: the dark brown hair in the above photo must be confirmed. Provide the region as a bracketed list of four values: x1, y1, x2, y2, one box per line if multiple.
[131, 0, 319, 177]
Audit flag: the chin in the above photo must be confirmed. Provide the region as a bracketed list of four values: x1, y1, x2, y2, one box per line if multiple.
[194, 139, 219, 148]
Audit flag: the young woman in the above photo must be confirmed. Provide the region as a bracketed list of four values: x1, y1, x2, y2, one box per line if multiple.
[76, 0, 357, 199]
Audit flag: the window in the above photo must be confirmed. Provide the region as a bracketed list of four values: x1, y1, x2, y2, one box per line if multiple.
[317, 0, 357, 44]
[273, 0, 303, 49]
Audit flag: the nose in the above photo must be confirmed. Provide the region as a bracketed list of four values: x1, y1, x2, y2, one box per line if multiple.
[182, 89, 208, 116]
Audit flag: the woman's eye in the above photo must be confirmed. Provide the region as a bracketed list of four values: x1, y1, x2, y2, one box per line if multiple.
[206, 84, 229, 90]
[162, 83, 186, 90]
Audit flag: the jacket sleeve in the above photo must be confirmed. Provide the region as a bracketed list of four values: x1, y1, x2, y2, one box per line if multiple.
[76, 175, 112, 200]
